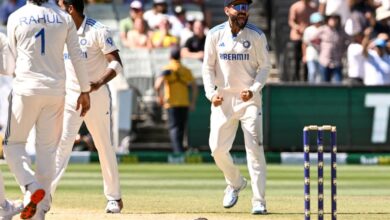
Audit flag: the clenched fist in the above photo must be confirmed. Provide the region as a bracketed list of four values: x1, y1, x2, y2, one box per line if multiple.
[211, 95, 224, 107]
[240, 89, 253, 102]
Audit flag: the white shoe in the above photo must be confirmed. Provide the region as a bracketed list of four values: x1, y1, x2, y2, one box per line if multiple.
[252, 201, 267, 214]
[105, 199, 123, 213]
[223, 178, 247, 208]
[0, 199, 23, 220]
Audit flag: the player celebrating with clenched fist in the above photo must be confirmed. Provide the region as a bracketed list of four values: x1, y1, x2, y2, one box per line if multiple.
[202, 0, 271, 215]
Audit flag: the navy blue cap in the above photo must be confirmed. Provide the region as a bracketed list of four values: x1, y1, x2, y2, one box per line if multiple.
[224, 0, 252, 7]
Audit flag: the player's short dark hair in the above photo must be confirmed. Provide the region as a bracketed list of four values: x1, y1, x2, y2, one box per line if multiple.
[63, 0, 85, 14]
[29, 0, 48, 5]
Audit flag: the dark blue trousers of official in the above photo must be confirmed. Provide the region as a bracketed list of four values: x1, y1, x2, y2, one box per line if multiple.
[167, 107, 188, 153]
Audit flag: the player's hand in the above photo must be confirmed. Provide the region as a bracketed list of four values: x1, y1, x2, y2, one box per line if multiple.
[211, 95, 223, 107]
[90, 81, 102, 92]
[76, 92, 91, 117]
[240, 89, 253, 102]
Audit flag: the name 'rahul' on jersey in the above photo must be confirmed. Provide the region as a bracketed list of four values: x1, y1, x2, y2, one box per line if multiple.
[19, 14, 63, 25]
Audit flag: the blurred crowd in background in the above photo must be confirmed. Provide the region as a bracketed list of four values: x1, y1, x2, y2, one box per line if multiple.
[118, 0, 207, 61]
[288, 0, 390, 85]
[0, 0, 210, 53]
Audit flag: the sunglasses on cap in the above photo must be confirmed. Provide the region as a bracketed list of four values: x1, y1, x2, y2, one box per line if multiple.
[231, 3, 249, 12]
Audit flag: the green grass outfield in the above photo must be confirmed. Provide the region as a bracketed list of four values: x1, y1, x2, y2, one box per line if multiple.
[1, 164, 390, 220]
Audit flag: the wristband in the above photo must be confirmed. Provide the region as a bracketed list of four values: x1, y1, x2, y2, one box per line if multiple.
[107, 60, 123, 75]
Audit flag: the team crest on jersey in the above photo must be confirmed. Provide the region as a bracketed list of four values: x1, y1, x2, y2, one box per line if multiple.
[80, 39, 88, 46]
[243, 40, 251, 48]
[106, 37, 114, 46]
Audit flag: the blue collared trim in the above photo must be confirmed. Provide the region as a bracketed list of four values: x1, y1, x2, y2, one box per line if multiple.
[245, 23, 263, 36]
[85, 18, 104, 28]
[209, 22, 227, 34]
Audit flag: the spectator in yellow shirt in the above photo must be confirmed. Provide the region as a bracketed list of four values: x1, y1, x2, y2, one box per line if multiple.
[154, 47, 198, 153]
[150, 16, 179, 48]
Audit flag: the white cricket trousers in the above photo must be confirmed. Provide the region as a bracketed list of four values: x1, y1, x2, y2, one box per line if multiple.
[0, 171, 6, 204]
[209, 92, 267, 205]
[3, 93, 64, 211]
[51, 86, 121, 201]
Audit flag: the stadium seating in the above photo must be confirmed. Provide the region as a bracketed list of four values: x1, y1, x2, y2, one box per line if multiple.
[85, 3, 116, 20]
[113, 3, 130, 21]
[120, 48, 153, 96]
[150, 48, 171, 76]
[181, 58, 202, 79]
[181, 3, 204, 21]
[85, 3, 119, 31]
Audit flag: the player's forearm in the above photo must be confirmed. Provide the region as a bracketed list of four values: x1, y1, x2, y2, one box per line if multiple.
[202, 34, 218, 101]
[67, 25, 91, 92]
[250, 35, 271, 93]
[202, 67, 217, 101]
[97, 69, 117, 87]
[251, 48, 271, 93]
[71, 53, 90, 92]
[7, 23, 17, 74]
[249, 68, 270, 94]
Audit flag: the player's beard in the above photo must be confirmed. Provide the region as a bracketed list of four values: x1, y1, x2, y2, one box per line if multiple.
[231, 13, 248, 29]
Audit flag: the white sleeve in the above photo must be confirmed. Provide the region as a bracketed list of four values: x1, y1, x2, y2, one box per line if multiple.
[202, 32, 217, 101]
[6, 16, 16, 75]
[0, 34, 12, 75]
[98, 27, 118, 54]
[0, 37, 6, 75]
[66, 18, 90, 92]
[249, 33, 271, 94]
[2, 44, 15, 75]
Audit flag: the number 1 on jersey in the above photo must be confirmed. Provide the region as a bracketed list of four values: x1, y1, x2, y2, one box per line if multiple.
[35, 28, 45, 55]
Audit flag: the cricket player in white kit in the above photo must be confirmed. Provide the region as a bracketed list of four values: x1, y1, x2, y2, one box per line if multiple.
[0, 32, 14, 132]
[51, 0, 123, 213]
[202, 0, 271, 214]
[3, 0, 91, 219]
[0, 32, 24, 220]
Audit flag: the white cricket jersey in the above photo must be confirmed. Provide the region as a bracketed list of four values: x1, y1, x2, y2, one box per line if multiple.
[0, 32, 14, 75]
[7, 1, 90, 96]
[64, 17, 118, 93]
[202, 21, 271, 101]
